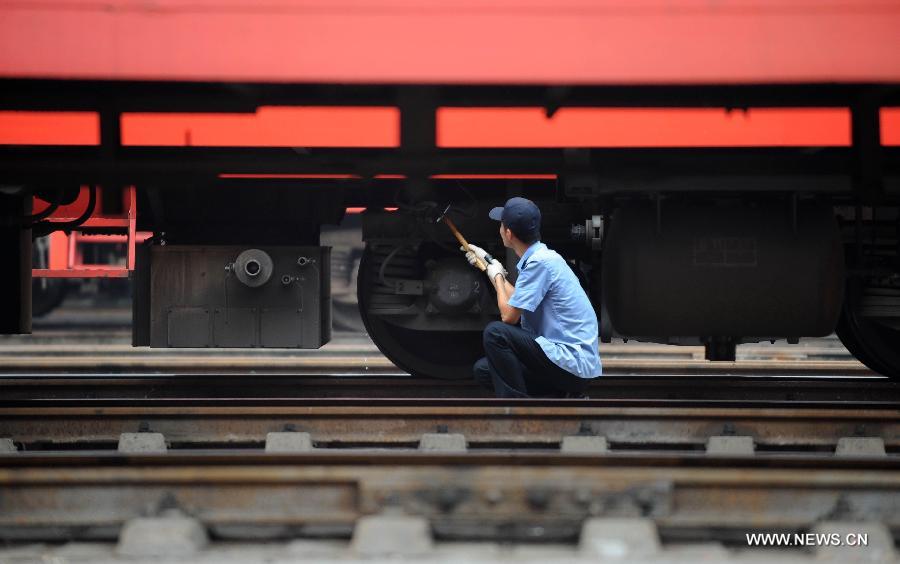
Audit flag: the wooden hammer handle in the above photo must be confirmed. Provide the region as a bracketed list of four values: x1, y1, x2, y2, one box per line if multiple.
[443, 217, 487, 271]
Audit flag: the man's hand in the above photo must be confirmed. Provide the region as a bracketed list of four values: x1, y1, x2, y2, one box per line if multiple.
[486, 259, 507, 282]
[462, 245, 518, 324]
[461, 243, 489, 269]
[462, 244, 507, 280]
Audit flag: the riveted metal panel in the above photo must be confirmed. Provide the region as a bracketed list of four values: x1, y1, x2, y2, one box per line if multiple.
[138, 245, 330, 349]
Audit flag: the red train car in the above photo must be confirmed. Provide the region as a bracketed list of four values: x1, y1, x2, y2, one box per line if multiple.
[1, 1, 899, 378]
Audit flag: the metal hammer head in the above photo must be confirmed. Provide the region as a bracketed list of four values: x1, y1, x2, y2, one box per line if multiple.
[430, 202, 452, 224]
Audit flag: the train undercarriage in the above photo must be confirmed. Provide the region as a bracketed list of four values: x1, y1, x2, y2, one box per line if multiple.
[2, 82, 899, 379]
[356, 189, 899, 379]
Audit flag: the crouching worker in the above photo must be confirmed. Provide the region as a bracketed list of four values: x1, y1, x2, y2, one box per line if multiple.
[464, 197, 602, 398]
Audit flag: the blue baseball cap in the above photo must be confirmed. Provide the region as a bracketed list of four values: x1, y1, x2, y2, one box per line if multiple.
[489, 197, 541, 241]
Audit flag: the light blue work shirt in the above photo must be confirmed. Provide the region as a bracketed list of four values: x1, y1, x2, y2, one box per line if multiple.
[507, 241, 602, 379]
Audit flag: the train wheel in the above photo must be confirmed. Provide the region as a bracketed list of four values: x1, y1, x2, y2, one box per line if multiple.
[357, 245, 484, 379]
[836, 279, 900, 379]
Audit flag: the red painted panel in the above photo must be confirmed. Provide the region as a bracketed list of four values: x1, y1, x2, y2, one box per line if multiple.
[219, 174, 557, 179]
[33, 269, 131, 278]
[346, 207, 398, 214]
[5, 107, 896, 148]
[113, 107, 856, 148]
[47, 232, 68, 270]
[883, 108, 900, 146]
[220, 174, 360, 179]
[1, 1, 899, 84]
[0, 111, 99, 145]
[122, 107, 399, 147]
[33, 187, 92, 219]
[438, 108, 851, 147]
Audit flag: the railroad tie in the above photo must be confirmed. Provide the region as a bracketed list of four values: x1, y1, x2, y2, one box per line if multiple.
[117, 432, 167, 453]
[834, 437, 887, 457]
[579, 518, 661, 558]
[561, 435, 609, 454]
[350, 513, 434, 557]
[116, 510, 209, 557]
[418, 433, 468, 452]
[811, 522, 895, 561]
[265, 431, 314, 452]
[705, 435, 756, 455]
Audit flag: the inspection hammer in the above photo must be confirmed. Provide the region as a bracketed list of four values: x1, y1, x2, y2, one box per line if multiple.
[434, 203, 495, 272]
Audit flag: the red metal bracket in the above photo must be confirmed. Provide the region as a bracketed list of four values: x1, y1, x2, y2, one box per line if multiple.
[32, 185, 151, 279]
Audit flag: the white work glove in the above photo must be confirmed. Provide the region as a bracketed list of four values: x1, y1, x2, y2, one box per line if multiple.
[486, 259, 507, 283]
[461, 244, 507, 281]
[461, 243, 489, 266]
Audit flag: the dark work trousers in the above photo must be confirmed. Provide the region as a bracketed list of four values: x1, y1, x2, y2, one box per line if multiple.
[473, 321, 592, 398]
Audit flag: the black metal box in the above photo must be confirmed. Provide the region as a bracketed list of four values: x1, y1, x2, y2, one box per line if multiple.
[133, 245, 331, 348]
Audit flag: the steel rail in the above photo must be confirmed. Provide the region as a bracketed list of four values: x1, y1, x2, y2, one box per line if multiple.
[1, 374, 895, 402]
[3, 449, 900, 470]
[0, 357, 869, 375]
[3, 401, 898, 450]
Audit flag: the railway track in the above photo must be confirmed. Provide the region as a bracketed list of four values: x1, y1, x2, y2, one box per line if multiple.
[3, 399, 897, 450]
[1, 447, 898, 559]
[1, 373, 898, 402]
[3, 386, 898, 560]
[3, 326, 896, 560]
